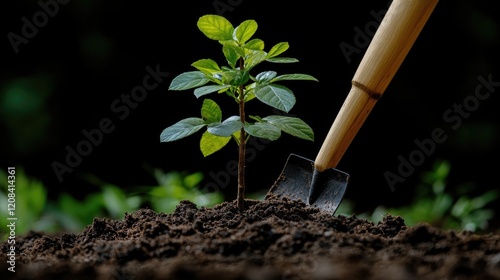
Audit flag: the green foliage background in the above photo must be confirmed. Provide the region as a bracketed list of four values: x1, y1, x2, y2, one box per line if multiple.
[1, 159, 497, 241]
[1, 0, 499, 239]
[0, 168, 223, 240]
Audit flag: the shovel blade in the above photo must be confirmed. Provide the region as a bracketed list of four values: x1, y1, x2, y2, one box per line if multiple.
[267, 154, 349, 214]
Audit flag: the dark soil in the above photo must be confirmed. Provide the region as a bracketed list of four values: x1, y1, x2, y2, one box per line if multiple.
[2, 195, 500, 280]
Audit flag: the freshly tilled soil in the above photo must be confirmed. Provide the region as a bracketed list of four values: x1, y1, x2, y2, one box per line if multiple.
[1, 195, 500, 280]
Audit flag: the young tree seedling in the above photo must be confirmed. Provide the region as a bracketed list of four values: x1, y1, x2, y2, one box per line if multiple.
[160, 15, 318, 210]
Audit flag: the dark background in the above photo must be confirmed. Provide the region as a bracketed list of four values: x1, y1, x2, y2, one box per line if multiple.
[1, 0, 499, 215]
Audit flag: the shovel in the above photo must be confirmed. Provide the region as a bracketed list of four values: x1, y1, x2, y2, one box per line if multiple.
[267, 0, 439, 213]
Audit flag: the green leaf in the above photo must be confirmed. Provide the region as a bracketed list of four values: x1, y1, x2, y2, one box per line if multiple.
[432, 193, 453, 215]
[263, 115, 314, 141]
[197, 15, 234, 41]
[28, 179, 47, 215]
[245, 82, 256, 91]
[249, 115, 263, 122]
[254, 84, 296, 112]
[194, 85, 231, 98]
[234, 19, 257, 44]
[222, 43, 242, 68]
[245, 50, 267, 70]
[267, 42, 289, 58]
[451, 196, 471, 218]
[207, 116, 242, 136]
[200, 131, 231, 157]
[243, 83, 257, 101]
[255, 71, 277, 83]
[244, 38, 264, 50]
[244, 122, 281, 141]
[169, 71, 210, 91]
[160, 118, 206, 142]
[220, 68, 249, 86]
[183, 172, 204, 188]
[191, 59, 221, 75]
[271, 74, 318, 82]
[266, 57, 299, 63]
[470, 190, 499, 210]
[244, 91, 256, 102]
[102, 185, 132, 219]
[201, 99, 222, 123]
[222, 40, 246, 57]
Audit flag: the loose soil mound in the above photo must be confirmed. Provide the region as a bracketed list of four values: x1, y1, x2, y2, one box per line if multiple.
[2, 195, 500, 279]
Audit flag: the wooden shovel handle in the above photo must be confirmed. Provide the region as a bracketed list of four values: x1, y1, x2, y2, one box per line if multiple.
[315, 0, 439, 171]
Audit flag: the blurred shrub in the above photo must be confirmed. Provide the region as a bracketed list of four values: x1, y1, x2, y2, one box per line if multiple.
[147, 169, 223, 213]
[0, 168, 47, 239]
[365, 160, 498, 232]
[0, 168, 223, 239]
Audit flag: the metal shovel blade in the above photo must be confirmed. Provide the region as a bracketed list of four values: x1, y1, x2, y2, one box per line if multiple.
[267, 154, 349, 214]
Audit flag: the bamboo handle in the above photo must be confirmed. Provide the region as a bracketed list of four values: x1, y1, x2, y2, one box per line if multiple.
[315, 0, 438, 171]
